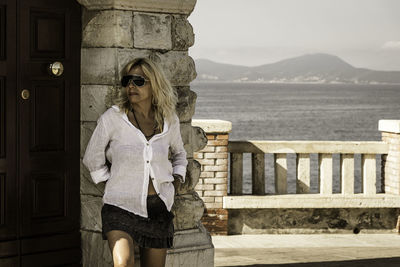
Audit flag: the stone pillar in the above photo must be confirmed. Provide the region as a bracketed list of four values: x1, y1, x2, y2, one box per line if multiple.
[379, 120, 400, 195]
[78, 1, 213, 266]
[192, 120, 232, 235]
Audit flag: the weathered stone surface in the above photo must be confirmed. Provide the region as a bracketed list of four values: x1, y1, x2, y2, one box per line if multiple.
[81, 48, 117, 85]
[81, 231, 114, 267]
[82, 10, 133, 48]
[81, 195, 103, 232]
[81, 122, 96, 158]
[180, 122, 193, 157]
[172, 15, 194, 50]
[116, 48, 150, 78]
[175, 86, 196, 122]
[91, 49, 196, 86]
[77, 0, 197, 15]
[172, 191, 205, 230]
[168, 225, 214, 266]
[228, 208, 400, 234]
[148, 51, 197, 86]
[191, 126, 208, 152]
[133, 12, 172, 50]
[81, 160, 105, 196]
[175, 159, 201, 195]
[81, 85, 111, 121]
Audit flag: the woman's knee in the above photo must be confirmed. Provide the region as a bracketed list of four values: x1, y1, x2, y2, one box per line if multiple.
[107, 230, 135, 267]
[114, 256, 134, 267]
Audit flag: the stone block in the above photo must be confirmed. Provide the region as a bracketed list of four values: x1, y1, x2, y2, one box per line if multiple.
[81, 122, 96, 158]
[204, 191, 225, 197]
[81, 230, 114, 267]
[214, 197, 223, 203]
[194, 152, 203, 159]
[180, 123, 193, 157]
[175, 159, 201, 195]
[191, 126, 208, 152]
[77, 0, 197, 16]
[203, 165, 228, 172]
[81, 85, 111, 121]
[203, 178, 226, 184]
[133, 12, 172, 50]
[204, 202, 223, 209]
[204, 152, 228, 159]
[81, 195, 103, 232]
[215, 184, 227, 191]
[215, 172, 228, 178]
[81, 48, 117, 85]
[172, 191, 205, 230]
[216, 134, 229, 140]
[207, 135, 216, 140]
[175, 86, 197, 122]
[116, 48, 150, 79]
[82, 10, 133, 48]
[216, 159, 228, 166]
[216, 146, 228, 152]
[171, 15, 194, 50]
[228, 208, 400, 234]
[197, 159, 215, 165]
[194, 184, 214, 191]
[198, 146, 215, 153]
[199, 172, 214, 178]
[200, 197, 215, 203]
[167, 225, 214, 266]
[208, 139, 228, 146]
[81, 160, 105, 196]
[150, 51, 197, 86]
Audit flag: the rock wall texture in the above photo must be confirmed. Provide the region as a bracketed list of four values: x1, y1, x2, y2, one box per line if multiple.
[228, 208, 400, 235]
[78, 0, 214, 266]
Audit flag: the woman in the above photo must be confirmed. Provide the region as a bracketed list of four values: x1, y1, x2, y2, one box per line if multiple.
[83, 57, 188, 267]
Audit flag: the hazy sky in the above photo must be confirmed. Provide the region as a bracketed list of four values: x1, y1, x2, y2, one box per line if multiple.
[188, 0, 400, 71]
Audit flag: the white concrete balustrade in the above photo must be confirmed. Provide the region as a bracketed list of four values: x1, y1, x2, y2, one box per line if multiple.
[224, 120, 400, 209]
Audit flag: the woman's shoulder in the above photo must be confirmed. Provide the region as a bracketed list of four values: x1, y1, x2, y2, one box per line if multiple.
[98, 105, 124, 121]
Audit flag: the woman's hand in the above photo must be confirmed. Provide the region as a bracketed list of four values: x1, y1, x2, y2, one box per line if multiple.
[172, 174, 183, 195]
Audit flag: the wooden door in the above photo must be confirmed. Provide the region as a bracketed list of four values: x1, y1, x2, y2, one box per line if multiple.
[0, 0, 81, 265]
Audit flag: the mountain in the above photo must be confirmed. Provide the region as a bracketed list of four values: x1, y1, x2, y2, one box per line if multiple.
[194, 53, 400, 84]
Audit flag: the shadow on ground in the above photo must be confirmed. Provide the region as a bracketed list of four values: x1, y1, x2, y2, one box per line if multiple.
[224, 257, 400, 267]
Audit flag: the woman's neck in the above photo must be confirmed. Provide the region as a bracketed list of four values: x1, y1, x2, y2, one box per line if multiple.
[130, 101, 153, 119]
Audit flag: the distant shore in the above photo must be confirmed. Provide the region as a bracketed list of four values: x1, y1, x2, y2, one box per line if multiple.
[191, 80, 400, 85]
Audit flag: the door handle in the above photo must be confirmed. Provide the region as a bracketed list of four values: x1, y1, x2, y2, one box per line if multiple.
[48, 61, 64, 77]
[21, 89, 30, 100]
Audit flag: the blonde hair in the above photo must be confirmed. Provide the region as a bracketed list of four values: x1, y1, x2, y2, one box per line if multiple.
[114, 57, 178, 132]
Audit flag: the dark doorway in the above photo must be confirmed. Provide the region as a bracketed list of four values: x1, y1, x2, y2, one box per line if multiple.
[0, 0, 81, 265]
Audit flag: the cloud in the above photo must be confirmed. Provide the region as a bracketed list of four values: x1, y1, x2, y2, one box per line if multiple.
[381, 41, 400, 50]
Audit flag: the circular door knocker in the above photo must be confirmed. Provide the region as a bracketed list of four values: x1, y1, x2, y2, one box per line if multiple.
[21, 89, 30, 100]
[48, 61, 64, 77]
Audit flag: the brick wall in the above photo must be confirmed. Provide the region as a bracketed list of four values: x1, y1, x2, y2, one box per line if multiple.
[379, 120, 400, 234]
[194, 133, 229, 235]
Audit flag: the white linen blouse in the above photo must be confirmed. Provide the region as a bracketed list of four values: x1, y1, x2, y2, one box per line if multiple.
[82, 105, 188, 218]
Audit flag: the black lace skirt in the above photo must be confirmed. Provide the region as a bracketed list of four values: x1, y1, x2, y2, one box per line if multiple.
[101, 194, 175, 248]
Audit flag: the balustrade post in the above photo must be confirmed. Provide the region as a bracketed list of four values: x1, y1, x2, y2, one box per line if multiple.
[192, 119, 232, 235]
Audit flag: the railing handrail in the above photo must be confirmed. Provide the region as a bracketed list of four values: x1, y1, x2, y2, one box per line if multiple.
[228, 140, 389, 154]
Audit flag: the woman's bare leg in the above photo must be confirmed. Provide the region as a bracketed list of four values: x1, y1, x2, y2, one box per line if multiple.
[106, 230, 135, 267]
[139, 247, 167, 267]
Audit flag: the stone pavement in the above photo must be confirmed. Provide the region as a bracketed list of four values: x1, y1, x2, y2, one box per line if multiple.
[212, 234, 400, 267]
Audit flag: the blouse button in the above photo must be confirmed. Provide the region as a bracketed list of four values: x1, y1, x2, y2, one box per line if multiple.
[146, 160, 149, 163]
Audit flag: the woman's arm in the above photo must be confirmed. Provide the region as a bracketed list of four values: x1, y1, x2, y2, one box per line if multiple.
[170, 115, 188, 183]
[83, 115, 111, 184]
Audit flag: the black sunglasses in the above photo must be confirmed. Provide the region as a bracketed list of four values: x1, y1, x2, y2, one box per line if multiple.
[121, 75, 149, 87]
